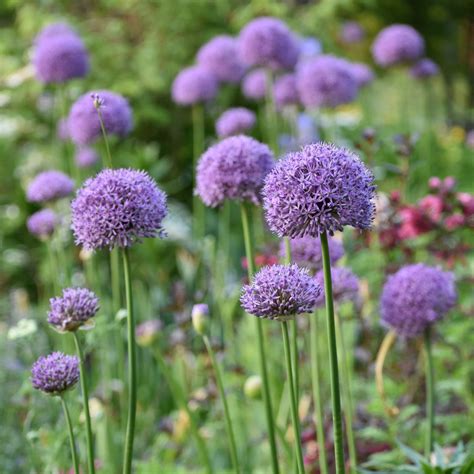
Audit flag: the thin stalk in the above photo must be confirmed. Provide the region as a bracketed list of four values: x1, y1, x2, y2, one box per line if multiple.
[203, 335, 240, 473]
[265, 69, 278, 154]
[281, 322, 305, 474]
[424, 327, 434, 457]
[110, 249, 121, 313]
[240, 203, 280, 474]
[60, 396, 80, 474]
[310, 310, 329, 474]
[335, 313, 357, 473]
[122, 248, 137, 474]
[73, 332, 95, 474]
[97, 108, 113, 168]
[192, 104, 205, 238]
[320, 231, 345, 473]
[46, 240, 59, 295]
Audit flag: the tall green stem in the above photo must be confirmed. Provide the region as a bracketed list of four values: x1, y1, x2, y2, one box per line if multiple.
[73, 333, 95, 474]
[265, 69, 278, 154]
[192, 104, 205, 238]
[281, 322, 305, 474]
[310, 310, 329, 474]
[203, 335, 240, 473]
[320, 231, 345, 473]
[60, 396, 80, 474]
[424, 327, 434, 457]
[122, 248, 137, 474]
[240, 204, 280, 474]
[97, 108, 113, 169]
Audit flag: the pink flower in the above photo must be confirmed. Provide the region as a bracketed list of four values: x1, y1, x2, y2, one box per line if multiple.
[442, 176, 456, 192]
[457, 192, 474, 216]
[444, 213, 465, 231]
[398, 206, 432, 239]
[428, 176, 441, 190]
[419, 194, 444, 222]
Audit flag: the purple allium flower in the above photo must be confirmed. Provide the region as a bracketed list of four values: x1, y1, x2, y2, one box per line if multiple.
[172, 65, 218, 106]
[238, 17, 299, 70]
[381, 264, 457, 337]
[410, 58, 439, 79]
[314, 267, 360, 307]
[340, 21, 365, 44]
[27, 209, 58, 238]
[197, 35, 246, 83]
[241, 264, 321, 321]
[371, 24, 425, 67]
[26, 170, 74, 203]
[262, 142, 376, 238]
[274, 73, 299, 108]
[75, 147, 99, 168]
[216, 107, 256, 137]
[280, 236, 344, 271]
[136, 319, 163, 347]
[242, 69, 267, 100]
[57, 118, 69, 141]
[195, 135, 274, 208]
[31, 352, 79, 395]
[32, 27, 89, 84]
[48, 287, 99, 332]
[350, 63, 375, 88]
[297, 55, 358, 108]
[297, 113, 319, 145]
[297, 36, 323, 63]
[71, 168, 167, 250]
[68, 90, 133, 146]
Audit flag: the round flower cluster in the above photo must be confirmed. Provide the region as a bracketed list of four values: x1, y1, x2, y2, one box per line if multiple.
[215, 108, 256, 138]
[297, 55, 358, 108]
[340, 21, 365, 44]
[263, 142, 376, 238]
[196, 135, 274, 207]
[68, 90, 133, 146]
[381, 264, 457, 337]
[273, 73, 299, 108]
[241, 264, 321, 321]
[71, 168, 167, 250]
[172, 65, 218, 105]
[27, 170, 74, 203]
[197, 35, 245, 83]
[410, 58, 439, 79]
[75, 147, 99, 168]
[242, 69, 267, 100]
[48, 287, 99, 332]
[27, 209, 58, 238]
[350, 63, 374, 88]
[314, 267, 360, 307]
[371, 24, 424, 67]
[238, 17, 299, 70]
[31, 352, 79, 395]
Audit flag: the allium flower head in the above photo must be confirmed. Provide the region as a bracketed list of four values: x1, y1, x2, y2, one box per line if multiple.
[280, 236, 344, 271]
[241, 264, 321, 321]
[172, 65, 218, 106]
[216, 107, 256, 138]
[196, 135, 274, 207]
[238, 17, 299, 70]
[350, 63, 374, 88]
[33, 23, 76, 45]
[75, 147, 99, 168]
[71, 168, 167, 250]
[340, 21, 365, 44]
[242, 69, 267, 100]
[27, 170, 74, 203]
[410, 58, 439, 79]
[297, 55, 358, 108]
[381, 264, 457, 337]
[263, 142, 376, 238]
[371, 24, 424, 67]
[27, 209, 58, 238]
[314, 267, 360, 307]
[31, 352, 79, 395]
[197, 35, 246, 83]
[48, 287, 99, 332]
[274, 73, 299, 108]
[68, 90, 133, 145]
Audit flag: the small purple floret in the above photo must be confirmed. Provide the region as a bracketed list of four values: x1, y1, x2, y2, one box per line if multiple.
[340, 21, 365, 44]
[172, 65, 218, 106]
[75, 147, 99, 168]
[274, 73, 299, 108]
[27, 171, 74, 203]
[410, 58, 439, 79]
[314, 267, 360, 307]
[27, 209, 58, 238]
[216, 108, 256, 138]
[31, 352, 79, 395]
[242, 69, 267, 100]
[350, 63, 374, 88]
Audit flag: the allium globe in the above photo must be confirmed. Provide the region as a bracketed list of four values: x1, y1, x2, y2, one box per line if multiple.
[273, 73, 299, 108]
[31, 352, 79, 395]
[241, 69, 267, 100]
[195, 135, 274, 207]
[75, 147, 99, 168]
[215, 108, 256, 138]
[71, 168, 167, 250]
[350, 63, 374, 88]
[381, 264, 457, 337]
[172, 66, 218, 106]
[410, 58, 439, 79]
[263, 142, 376, 238]
[314, 267, 360, 307]
[27, 171, 74, 203]
[27, 209, 58, 238]
[33, 23, 76, 45]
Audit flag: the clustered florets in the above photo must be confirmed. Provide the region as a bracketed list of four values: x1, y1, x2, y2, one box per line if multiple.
[215, 108, 256, 138]
[26, 171, 74, 203]
[172, 65, 218, 106]
[314, 267, 360, 308]
[27, 209, 58, 238]
[31, 352, 79, 395]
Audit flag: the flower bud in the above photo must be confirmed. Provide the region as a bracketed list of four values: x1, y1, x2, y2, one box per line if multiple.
[192, 304, 209, 335]
[244, 375, 262, 400]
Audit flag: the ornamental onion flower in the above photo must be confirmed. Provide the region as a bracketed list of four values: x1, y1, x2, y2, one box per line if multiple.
[172, 65, 218, 106]
[241, 69, 267, 100]
[71, 168, 167, 250]
[241, 264, 321, 321]
[314, 267, 360, 307]
[350, 63, 375, 88]
[75, 147, 99, 168]
[262, 142, 376, 238]
[195, 135, 274, 208]
[273, 73, 299, 108]
[410, 58, 439, 79]
[215, 107, 256, 137]
[26, 170, 74, 203]
[31, 352, 79, 395]
[33, 23, 76, 45]
[27, 209, 58, 238]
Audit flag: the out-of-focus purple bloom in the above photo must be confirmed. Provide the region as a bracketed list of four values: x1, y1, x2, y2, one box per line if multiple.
[381, 264, 456, 337]
[196, 135, 274, 207]
[27, 170, 74, 203]
[297, 113, 319, 145]
[71, 168, 167, 250]
[197, 35, 246, 83]
[465, 130, 474, 150]
[68, 90, 133, 146]
[238, 17, 299, 70]
[33, 23, 76, 45]
[57, 118, 69, 141]
[297, 36, 322, 63]
[172, 65, 218, 106]
[263, 142, 376, 238]
[340, 21, 365, 44]
[314, 267, 359, 307]
[216, 107, 256, 137]
[31, 352, 79, 395]
[48, 287, 99, 332]
[297, 55, 358, 108]
[274, 73, 299, 108]
[136, 319, 163, 347]
[75, 147, 99, 168]
[242, 69, 267, 100]
[410, 58, 439, 79]
[371, 24, 424, 67]
[27, 209, 58, 238]
[350, 63, 375, 88]
[191, 303, 209, 335]
[280, 236, 344, 271]
[241, 264, 321, 321]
